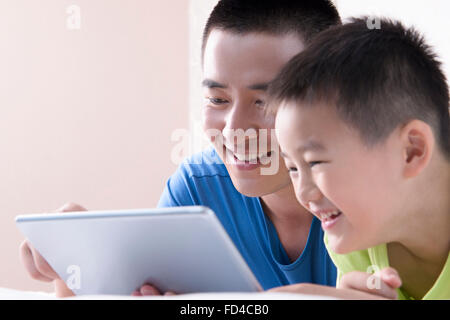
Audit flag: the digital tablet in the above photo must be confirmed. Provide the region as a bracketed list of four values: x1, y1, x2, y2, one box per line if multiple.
[15, 206, 262, 295]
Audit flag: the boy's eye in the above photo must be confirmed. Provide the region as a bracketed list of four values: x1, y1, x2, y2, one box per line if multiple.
[308, 161, 323, 168]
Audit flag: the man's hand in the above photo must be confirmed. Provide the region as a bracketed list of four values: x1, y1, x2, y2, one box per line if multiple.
[132, 283, 176, 297]
[338, 267, 402, 300]
[19, 202, 88, 298]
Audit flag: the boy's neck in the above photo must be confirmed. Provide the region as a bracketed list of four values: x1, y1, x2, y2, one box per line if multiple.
[394, 158, 450, 265]
[387, 158, 449, 299]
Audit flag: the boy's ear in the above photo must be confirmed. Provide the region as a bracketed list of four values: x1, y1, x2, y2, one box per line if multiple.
[400, 119, 434, 178]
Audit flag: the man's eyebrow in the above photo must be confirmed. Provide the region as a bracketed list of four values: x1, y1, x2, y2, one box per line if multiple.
[247, 83, 269, 91]
[202, 79, 227, 89]
[202, 80, 269, 91]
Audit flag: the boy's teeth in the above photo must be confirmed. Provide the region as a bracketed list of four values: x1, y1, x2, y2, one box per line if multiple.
[319, 210, 340, 220]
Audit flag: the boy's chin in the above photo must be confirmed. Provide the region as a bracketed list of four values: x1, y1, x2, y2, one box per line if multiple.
[328, 236, 347, 254]
[327, 233, 373, 254]
[328, 233, 364, 255]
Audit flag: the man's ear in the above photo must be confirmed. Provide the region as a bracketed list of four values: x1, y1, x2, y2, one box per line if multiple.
[400, 119, 435, 178]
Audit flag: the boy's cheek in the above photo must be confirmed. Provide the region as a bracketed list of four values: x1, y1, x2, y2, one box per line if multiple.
[315, 173, 349, 206]
[289, 177, 305, 207]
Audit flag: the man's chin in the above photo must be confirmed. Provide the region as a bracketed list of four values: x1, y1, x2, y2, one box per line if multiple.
[230, 175, 292, 198]
[219, 154, 291, 197]
[235, 186, 268, 198]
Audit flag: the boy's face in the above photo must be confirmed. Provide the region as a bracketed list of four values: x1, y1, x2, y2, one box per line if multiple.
[202, 30, 305, 197]
[275, 102, 406, 254]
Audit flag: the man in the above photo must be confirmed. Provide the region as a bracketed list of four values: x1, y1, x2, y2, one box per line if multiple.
[136, 0, 342, 296]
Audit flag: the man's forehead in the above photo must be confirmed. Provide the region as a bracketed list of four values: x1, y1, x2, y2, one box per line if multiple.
[206, 28, 304, 46]
[203, 30, 305, 71]
[202, 30, 304, 91]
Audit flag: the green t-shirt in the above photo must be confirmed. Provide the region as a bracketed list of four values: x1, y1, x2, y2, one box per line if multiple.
[324, 235, 450, 300]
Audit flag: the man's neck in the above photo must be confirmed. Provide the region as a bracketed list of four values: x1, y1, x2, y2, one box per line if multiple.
[260, 184, 313, 262]
[260, 184, 311, 225]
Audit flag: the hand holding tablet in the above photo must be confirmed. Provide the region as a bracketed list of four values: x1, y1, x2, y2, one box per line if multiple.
[16, 206, 262, 296]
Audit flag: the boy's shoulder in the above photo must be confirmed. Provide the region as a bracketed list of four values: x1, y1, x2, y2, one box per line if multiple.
[323, 234, 380, 277]
[324, 235, 450, 299]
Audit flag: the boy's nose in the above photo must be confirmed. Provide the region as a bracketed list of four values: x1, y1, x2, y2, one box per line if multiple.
[296, 180, 323, 210]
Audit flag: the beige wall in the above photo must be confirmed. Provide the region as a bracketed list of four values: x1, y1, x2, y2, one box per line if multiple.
[0, 0, 188, 291]
[189, 0, 217, 147]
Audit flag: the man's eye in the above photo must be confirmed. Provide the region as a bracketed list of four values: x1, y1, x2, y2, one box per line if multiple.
[288, 167, 298, 173]
[208, 97, 228, 105]
[255, 99, 266, 108]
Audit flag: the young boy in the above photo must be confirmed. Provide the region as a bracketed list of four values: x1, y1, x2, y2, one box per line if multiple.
[268, 18, 450, 299]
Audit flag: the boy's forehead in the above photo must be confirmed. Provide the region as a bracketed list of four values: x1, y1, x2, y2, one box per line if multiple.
[277, 99, 338, 122]
[276, 101, 346, 140]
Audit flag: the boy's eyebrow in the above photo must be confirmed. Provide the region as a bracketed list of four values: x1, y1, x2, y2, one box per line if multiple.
[298, 140, 326, 152]
[280, 141, 326, 158]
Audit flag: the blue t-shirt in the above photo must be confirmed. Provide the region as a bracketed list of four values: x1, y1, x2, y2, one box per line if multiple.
[157, 147, 337, 289]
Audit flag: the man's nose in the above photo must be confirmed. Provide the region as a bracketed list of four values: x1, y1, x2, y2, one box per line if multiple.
[222, 100, 260, 147]
[223, 99, 259, 131]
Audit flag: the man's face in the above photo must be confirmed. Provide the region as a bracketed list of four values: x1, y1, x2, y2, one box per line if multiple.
[275, 102, 405, 254]
[202, 29, 305, 197]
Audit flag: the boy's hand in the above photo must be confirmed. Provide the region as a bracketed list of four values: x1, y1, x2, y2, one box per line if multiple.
[338, 267, 402, 300]
[132, 283, 176, 297]
[268, 283, 387, 299]
[19, 202, 87, 297]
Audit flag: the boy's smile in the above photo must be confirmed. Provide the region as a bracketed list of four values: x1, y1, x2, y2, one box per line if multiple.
[275, 101, 405, 254]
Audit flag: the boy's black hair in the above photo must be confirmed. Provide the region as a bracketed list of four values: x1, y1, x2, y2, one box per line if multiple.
[268, 17, 450, 158]
[202, 0, 341, 56]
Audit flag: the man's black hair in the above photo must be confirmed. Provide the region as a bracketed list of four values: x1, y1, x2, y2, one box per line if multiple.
[268, 17, 450, 158]
[202, 0, 341, 56]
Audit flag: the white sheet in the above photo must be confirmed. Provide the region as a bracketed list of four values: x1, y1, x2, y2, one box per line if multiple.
[0, 287, 335, 300]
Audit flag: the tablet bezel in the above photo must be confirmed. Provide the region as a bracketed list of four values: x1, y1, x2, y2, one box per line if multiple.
[16, 206, 262, 295]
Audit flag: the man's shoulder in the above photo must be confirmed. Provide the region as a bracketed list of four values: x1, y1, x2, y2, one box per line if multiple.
[179, 147, 230, 179]
[159, 147, 235, 207]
